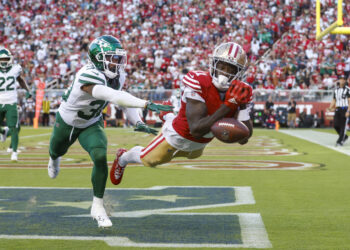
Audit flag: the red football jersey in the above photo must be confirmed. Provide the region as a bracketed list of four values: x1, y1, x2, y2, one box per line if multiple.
[172, 70, 237, 143]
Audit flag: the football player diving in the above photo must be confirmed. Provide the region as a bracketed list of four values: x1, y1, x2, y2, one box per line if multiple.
[110, 42, 253, 184]
[47, 35, 173, 228]
[0, 48, 32, 161]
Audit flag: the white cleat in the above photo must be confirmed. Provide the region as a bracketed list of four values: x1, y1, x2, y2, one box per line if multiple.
[0, 127, 9, 142]
[11, 152, 18, 161]
[91, 202, 113, 228]
[48, 157, 61, 179]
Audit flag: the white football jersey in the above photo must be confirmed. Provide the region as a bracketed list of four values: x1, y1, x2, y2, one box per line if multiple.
[58, 64, 125, 128]
[0, 64, 22, 104]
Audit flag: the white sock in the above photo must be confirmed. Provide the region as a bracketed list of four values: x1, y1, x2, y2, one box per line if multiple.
[119, 146, 143, 166]
[93, 196, 104, 206]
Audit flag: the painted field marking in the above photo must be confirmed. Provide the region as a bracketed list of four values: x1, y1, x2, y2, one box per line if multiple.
[0, 186, 272, 248]
[69, 186, 255, 218]
[0, 159, 319, 170]
[0, 213, 271, 248]
[20, 133, 51, 139]
[280, 129, 350, 156]
[159, 160, 319, 170]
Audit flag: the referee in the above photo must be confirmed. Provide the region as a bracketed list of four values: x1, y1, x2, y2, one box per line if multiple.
[328, 75, 350, 146]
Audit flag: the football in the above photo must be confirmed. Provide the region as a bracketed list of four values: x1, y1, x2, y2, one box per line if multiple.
[211, 118, 249, 143]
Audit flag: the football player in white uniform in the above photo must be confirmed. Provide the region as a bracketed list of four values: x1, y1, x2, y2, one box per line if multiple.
[48, 35, 173, 228]
[0, 48, 32, 161]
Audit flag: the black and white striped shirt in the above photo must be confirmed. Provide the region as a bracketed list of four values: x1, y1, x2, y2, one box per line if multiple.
[334, 85, 350, 107]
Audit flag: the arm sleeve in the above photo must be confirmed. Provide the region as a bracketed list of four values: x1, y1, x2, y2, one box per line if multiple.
[92, 84, 147, 108]
[122, 107, 143, 125]
[182, 86, 205, 103]
[182, 72, 202, 93]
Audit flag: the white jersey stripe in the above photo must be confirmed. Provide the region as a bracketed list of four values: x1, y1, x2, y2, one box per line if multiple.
[183, 79, 201, 90]
[78, 76, 104, 85]
[184, 75, 199, 84]
[80, 73, 105, 84]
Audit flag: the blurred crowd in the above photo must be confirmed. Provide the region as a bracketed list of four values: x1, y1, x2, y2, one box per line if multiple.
[1, 0, 350, 96]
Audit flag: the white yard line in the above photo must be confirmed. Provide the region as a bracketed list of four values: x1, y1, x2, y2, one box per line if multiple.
[279, 129, 350, 156]
[20, 133, 51, 139]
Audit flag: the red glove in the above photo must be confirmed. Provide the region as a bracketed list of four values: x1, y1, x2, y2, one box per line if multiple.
[224, 80, 252, 110]
[158, 100, 173, 122]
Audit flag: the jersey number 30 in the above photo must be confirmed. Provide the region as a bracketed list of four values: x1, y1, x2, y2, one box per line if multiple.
[78, 100, 107, 120]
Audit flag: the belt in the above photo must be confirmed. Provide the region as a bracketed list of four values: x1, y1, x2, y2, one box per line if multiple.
[336, 107, 348, 109]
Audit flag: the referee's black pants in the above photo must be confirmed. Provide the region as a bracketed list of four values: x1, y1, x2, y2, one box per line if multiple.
[334, 107, 348, 144]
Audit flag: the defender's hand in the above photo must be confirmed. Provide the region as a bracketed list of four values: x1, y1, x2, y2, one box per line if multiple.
[134, 121, 158, 135]
[146, 101, 174, 114]
[224, 81, 252, 110]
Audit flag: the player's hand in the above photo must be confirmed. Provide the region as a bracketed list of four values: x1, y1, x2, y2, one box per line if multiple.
[224, 81, 252, 110]
[25, 91, 33, 99]
[134, 121, 158, 135]
[346, 110, 350, 118]
[146, 101, 174, 114]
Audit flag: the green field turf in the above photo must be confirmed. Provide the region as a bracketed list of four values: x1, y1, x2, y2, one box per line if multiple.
[0, 127, 349, 250]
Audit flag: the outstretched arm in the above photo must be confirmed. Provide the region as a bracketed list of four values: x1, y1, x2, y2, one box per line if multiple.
[82, 84, 148, 108]
[186, 98, 231, 138]
[81, 84, 173, 112]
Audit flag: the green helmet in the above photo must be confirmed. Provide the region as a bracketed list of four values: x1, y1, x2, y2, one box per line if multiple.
[88, 35, 127, 79]
[0, 48, 13, 69]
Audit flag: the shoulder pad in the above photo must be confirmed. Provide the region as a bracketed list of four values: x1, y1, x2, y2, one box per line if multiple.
[13, 64, 22, 75]
[78, 66, 107, 85]
[182, 71, 203, 92]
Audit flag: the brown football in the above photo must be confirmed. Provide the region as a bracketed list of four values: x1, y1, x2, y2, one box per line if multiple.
[211, 118, 249, 143]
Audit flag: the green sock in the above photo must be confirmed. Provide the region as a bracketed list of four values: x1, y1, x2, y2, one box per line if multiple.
[8, 127, 18, 152]
[90, 148, 108, 198]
